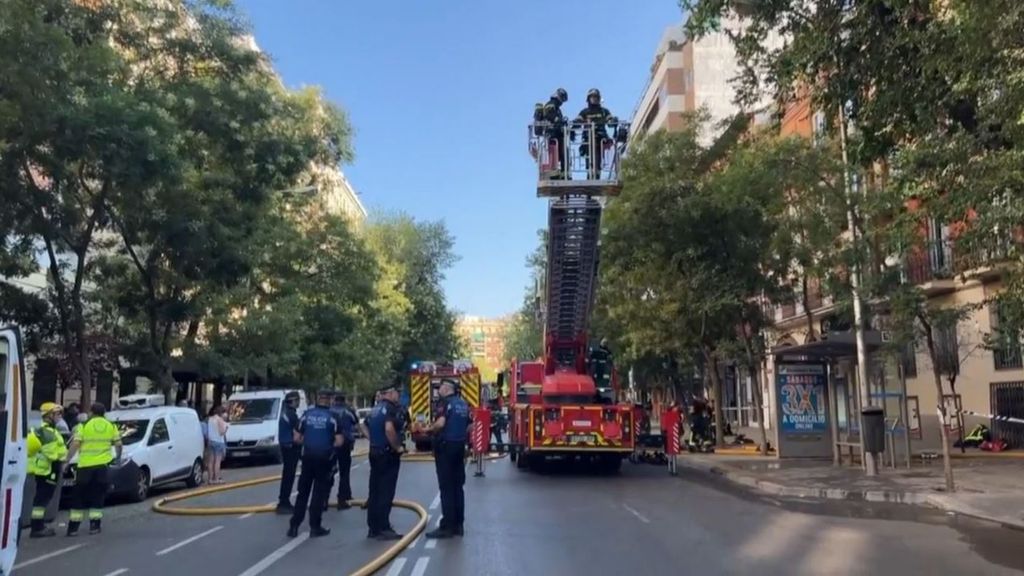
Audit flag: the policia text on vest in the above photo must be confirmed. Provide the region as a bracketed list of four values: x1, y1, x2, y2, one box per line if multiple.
[287, 390, 344, 539]
[65, 403, 123, 536]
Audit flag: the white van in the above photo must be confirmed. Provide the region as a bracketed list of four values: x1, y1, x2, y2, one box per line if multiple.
[0, 327, 28, 575]
[224, 389, 307, 463]
[63, 403, 205, 502]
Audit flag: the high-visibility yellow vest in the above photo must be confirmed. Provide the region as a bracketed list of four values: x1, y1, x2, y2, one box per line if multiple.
[75, 417, 119, 468]
[27, 423, 67, 479]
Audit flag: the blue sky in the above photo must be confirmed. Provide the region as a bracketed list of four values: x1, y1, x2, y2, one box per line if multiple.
[236, 0, 684, 318]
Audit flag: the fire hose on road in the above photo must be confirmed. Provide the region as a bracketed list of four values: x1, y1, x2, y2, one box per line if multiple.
[151, 449, 427, 576]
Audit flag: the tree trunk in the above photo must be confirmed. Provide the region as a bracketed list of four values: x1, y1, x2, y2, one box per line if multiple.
[745, 364, 770, 455]
[923, 322, 955, 491]
[72, 300, 93, 409]
[703, 347, 726, 447]
[158, 360, 176, 405]
[948, 376, 966, 454]
[802, 275, 817, 342]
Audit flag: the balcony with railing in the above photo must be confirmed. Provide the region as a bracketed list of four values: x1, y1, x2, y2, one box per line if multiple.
[898, 216, 1019, 291]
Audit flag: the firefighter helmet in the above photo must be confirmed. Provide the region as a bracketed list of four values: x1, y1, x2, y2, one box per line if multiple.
[587, 88, 601, 101]
[554, 88, 568, 103]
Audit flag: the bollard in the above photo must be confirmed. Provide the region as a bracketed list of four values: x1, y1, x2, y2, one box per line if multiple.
[662, 406, 681, 476]
[472, 407, 491, 478]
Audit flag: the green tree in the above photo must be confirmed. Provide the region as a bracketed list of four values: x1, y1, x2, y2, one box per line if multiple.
[0, 0, 181, 405]
[90, 1, 353, 398]
[363, 213, 461, 373]
[503, 230, 546, 363]
[601, 113, 777, 447]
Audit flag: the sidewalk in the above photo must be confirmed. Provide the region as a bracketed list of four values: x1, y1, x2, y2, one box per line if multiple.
[678, 450, 1024, 530]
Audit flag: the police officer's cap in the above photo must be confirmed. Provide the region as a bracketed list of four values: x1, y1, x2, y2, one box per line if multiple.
[440, 379, 460, 391]
[316, 389, 335, 401]
[377, 383, 398, 394]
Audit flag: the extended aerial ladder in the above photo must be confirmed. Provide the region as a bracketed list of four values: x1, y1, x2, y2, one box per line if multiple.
[502, 118, 636, 472]
[533, 120, 628, 376]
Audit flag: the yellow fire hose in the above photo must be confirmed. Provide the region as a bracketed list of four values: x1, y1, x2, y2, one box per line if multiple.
[151, 449, 428, 576]
[401, 451, 507, 462]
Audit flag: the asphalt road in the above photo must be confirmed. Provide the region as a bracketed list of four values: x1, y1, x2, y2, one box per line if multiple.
[12, 452, 1024, 576]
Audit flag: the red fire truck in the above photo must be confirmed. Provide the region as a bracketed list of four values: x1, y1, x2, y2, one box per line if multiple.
[501, 117, 637, 472]
[407, 361, 483, 452]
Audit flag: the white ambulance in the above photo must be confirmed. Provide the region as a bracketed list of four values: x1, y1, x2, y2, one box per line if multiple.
[0, 326, 28, 575]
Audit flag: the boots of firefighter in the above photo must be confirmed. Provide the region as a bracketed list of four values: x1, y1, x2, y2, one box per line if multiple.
[29, 519, 55, 538]
[66, 521, 81, 537]
[89, 519, 102, 535]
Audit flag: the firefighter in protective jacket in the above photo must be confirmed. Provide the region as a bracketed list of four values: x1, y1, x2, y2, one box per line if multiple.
[575, 88, 618, 179]
[534, 88, 570, 179]
[27, 402, 68, 538]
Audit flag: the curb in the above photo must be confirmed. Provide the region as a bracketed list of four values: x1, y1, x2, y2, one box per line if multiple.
[680, 458, 950, 506]
[678, 458, 1024, 530]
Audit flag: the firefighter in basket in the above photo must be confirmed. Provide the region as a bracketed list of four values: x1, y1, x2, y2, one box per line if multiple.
[534, 88, 570, 179]
[574, 88, 621, 180]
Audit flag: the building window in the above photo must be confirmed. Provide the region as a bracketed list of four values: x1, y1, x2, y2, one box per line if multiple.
[900, 341, 918, 378]
[642, 97, 661, 133]
[934, 322, 961, 377]
[990, 303, 1024, 371]
[682, 69, 693, 93]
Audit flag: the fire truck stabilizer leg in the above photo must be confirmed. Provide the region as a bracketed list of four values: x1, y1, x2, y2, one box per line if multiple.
[473, 453, 485, 478]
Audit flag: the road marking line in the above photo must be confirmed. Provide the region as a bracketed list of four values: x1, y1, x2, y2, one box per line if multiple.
[623, 504, 650, 524]
[433, 514, 442, 528]
[425, 539, 437, 549]
[410, 557, 430, 576]
[13, 544, 85, 569]
[352, 462, 362, 469]
[429, 493, 440, 510]
[155, 526, 223, 556]
[239, 512, 255, 520]
[237, 532, 309, 576]
[384, 557, 407, 576]
[102, 569, 129, 576]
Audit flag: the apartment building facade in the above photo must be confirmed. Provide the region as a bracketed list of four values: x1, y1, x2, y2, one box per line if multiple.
[455, 315, 511, 382]
[631, 18, 782, 145]
[761, 95, 1024, 457]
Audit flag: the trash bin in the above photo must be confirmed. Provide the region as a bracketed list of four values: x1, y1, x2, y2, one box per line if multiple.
[861, 406, 886, 454]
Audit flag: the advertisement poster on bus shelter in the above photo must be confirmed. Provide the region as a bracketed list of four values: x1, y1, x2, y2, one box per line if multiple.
[777, 363, 828, 435]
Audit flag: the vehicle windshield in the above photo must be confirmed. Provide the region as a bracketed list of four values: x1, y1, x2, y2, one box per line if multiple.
[227, 398, 280, 423]
[116, 420, 150, 445]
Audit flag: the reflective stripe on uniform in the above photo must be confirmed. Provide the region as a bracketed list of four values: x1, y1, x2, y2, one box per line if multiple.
[88, 509, 103, 520]
[31, 507, 46, 519]
[69, 509, 84, 521]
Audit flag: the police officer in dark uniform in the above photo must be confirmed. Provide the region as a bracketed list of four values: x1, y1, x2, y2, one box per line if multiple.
[421, 379, 471, 539]
[328, 393, 357, 510]
[366, 383, 407, 540]
[287, 390, 342, 538]
[276, 391, 302, 514]
[575, 88, 618, 179]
